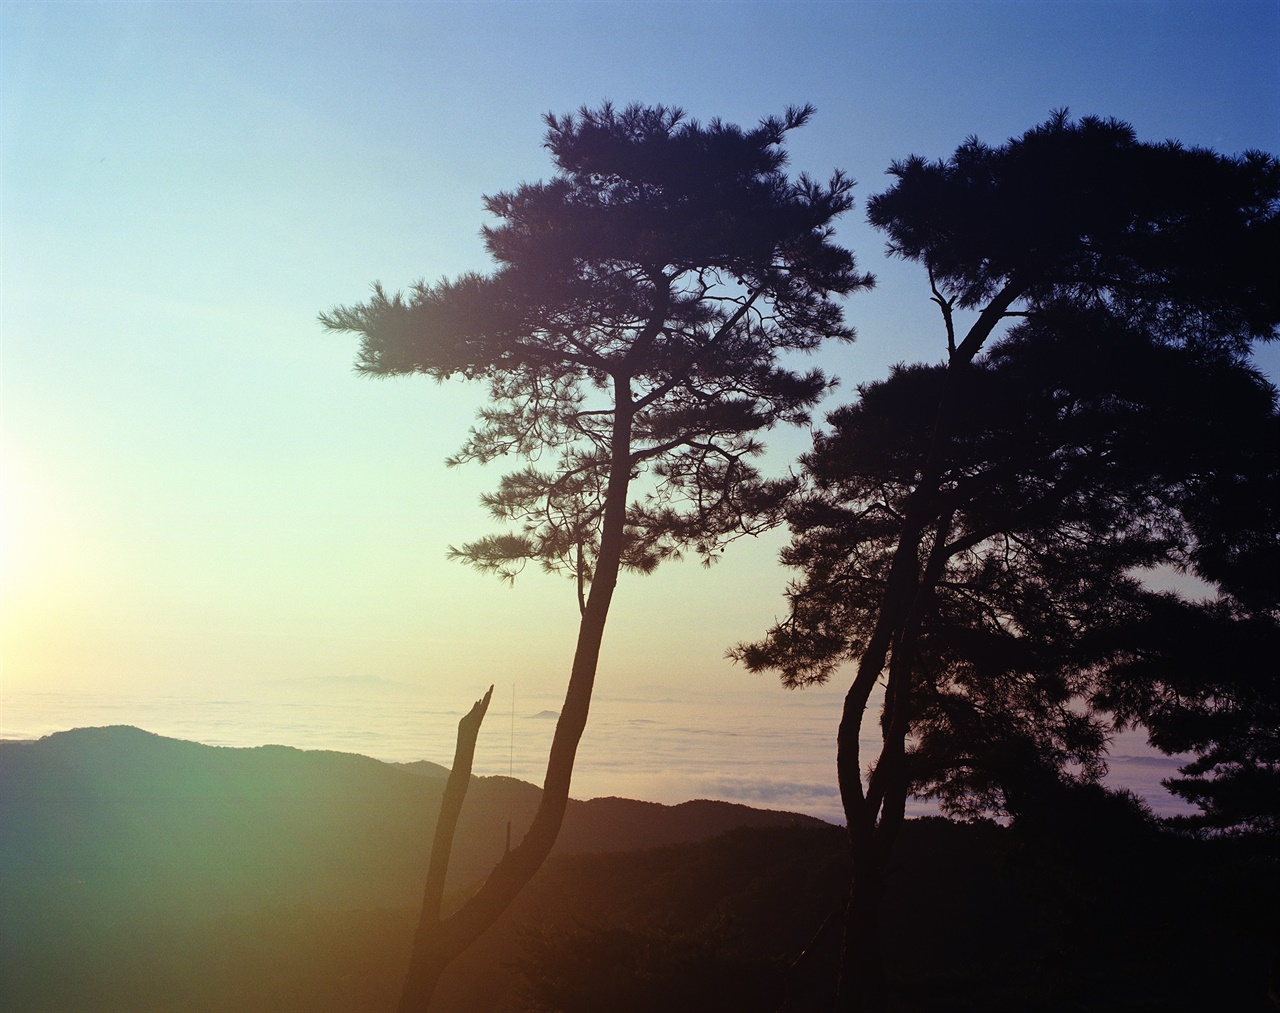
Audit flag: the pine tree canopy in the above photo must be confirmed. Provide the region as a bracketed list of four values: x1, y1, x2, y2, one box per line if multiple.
[322, 103, 872, 594]
[866, 110, 1279, 357]
[735, 112, 1280, 830]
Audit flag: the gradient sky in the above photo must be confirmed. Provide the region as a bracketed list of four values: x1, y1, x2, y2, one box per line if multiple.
[3, 2, 1278, 730]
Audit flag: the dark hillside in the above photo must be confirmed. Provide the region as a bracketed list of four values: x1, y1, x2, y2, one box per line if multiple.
[1, 727, 1274, 1012]
[0, 726, 828, 1011]
[448, 817, 1277, 1013]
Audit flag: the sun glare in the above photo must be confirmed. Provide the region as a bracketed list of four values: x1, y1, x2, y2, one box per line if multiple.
[0, 449, 45, 605]
[0, 455, 17, 596]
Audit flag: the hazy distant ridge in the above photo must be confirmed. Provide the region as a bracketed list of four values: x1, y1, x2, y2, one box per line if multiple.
[0, 725, 827, 918]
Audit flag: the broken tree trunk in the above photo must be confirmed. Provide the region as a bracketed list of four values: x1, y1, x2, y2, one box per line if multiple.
[398, 685, 493, 1013]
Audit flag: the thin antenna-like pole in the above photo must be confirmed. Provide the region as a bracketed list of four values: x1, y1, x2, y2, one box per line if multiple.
[509, 683, 515, 779]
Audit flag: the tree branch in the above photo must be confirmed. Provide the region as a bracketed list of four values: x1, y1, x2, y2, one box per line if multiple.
[630, 289, 761, 415]
[928, 261, 957, 359]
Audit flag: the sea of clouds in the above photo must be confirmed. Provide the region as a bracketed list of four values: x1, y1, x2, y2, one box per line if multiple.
[2, 677, 1192, 825]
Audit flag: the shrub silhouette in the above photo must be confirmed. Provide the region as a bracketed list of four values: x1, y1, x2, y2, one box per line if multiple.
[515, 917, 786, 1013]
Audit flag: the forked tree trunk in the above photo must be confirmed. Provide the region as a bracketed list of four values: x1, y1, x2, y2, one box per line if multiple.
[396, 548, 623, 1012]
[834, 524, 956, 1011]
[830, 291, 1020, 1012]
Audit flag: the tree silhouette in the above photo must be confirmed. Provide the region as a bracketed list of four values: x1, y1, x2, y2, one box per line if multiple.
[1094, 381, 1280, 838]
[1093, 414, 1280, 839]
[734, 112, 1279, 1011]
[322, 102, 871, 1010]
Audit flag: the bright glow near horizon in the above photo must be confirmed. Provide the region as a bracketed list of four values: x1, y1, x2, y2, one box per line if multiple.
[2, 2, 1277, 805]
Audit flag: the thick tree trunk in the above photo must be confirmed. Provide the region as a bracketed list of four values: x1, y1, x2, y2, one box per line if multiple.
[837, 839, 889, 1013]
[838, 701, 917, 1013]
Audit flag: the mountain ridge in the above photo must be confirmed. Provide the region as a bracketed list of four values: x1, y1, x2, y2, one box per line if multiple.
[0, 724, 829, 917]
[1, 725, 1273, 1012]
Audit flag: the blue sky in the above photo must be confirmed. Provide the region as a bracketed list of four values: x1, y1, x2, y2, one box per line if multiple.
[2, 2, 1277, 751]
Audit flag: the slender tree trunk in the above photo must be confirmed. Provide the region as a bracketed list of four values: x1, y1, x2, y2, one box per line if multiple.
[396, 378, 637, 1012]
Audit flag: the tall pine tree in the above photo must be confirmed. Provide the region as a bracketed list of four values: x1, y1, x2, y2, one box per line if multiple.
[735, 112, 1279, 1011]
[322, 103, 871, 1010]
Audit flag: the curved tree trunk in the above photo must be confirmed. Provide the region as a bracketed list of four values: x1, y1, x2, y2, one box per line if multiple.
[397, 379, 637, 1012]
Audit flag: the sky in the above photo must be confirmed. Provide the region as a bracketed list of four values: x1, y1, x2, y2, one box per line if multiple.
[2, 1, 1278, 797]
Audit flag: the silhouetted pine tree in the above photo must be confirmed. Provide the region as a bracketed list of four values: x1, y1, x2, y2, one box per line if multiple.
[322, 102, 871, 1011]
[734, 112, 1280, 1012]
